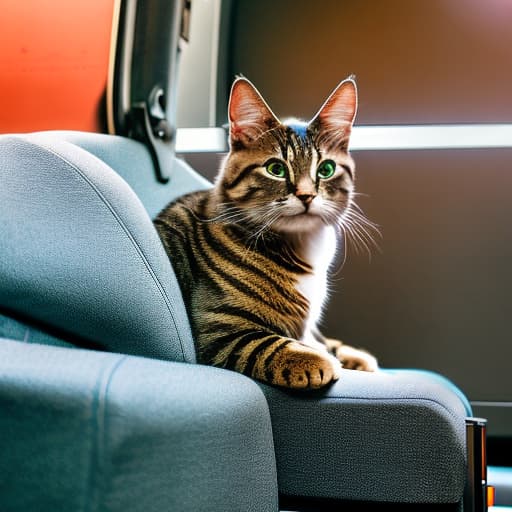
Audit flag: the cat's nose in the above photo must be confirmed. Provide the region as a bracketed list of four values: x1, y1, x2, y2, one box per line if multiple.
[296, 193, 316, 205]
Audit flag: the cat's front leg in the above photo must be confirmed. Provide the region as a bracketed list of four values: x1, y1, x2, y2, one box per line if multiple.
[324, 338, 379, 372]
[253, 340, 342, 389]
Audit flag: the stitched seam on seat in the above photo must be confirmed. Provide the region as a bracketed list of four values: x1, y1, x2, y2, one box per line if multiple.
[84, 355, 128, 512]
[19, 138, 188, 361]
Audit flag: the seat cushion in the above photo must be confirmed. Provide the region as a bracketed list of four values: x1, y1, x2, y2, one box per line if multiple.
[261, 368, 468, 504]
[0, 133, 195, 361]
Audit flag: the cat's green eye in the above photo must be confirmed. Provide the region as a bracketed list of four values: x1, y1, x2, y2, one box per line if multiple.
[266, 161, 287, 179]
[317, 160, 336, 180]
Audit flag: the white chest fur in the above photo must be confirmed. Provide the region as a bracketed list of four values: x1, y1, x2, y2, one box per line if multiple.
[294, 226, 338, 348]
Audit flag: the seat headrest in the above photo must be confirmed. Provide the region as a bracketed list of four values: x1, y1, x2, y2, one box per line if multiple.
[0, 133, 196, 363]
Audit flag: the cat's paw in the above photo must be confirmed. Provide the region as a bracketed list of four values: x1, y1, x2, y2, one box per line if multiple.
[271, 342, 341, 389]
[335, 343, 379, 372]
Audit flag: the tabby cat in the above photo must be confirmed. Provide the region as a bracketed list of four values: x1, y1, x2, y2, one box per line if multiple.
[155, 76, 378, 389]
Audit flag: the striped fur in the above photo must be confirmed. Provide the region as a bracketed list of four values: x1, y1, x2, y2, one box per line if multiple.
[155, 77, 378, 389]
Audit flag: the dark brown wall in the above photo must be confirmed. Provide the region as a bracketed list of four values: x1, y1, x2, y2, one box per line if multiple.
[230, 0, 512, 124]
[324, 149, 512, 401]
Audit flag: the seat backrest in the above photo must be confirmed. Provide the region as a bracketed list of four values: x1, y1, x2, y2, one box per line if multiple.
[47, 131, 212, 218]
[0, 131, 208, 362]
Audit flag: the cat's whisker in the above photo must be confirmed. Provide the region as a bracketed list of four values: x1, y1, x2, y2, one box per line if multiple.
[209, 205, 246, 223]
[240, 209, 282, 262]
[249, 210, 281, 241]
[211, 212, 247, 224]
[207, 201, 261, 224]
[338, 201, 381, 259]
[340, 217, 380, 258]
[319, 202, 345, 227]
[346, 213, 380, 237]
[321, 209, 341, 228]
[344, 209, 377, 236]
[340, 221, 371, 256]
[346, 232, 374, 259]
[351, 191, 371, 200]
[345, 204, 381, 231]
[344, 214, 380, 246]
[346, 203, 381, 236]
[181, 203, 248, 225]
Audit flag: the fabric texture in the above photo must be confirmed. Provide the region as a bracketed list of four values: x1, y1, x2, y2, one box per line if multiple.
[0, 134, 195, 362]
[0, 338, 278, 512]
[38, 130, 212, 218]
[261, 368, 468, 504]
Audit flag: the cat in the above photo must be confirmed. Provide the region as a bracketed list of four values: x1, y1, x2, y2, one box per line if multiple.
[154, 76, 378, 389]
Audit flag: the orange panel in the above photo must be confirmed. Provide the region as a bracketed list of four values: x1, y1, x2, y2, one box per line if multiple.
[0, 0, 115, 133]
[487, 486, 495, 508]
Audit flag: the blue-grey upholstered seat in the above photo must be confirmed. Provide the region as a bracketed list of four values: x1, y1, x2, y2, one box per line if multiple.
[1, 337, 277, 511]
[0, 131, 471, 510]
[0, 132, 277, 511]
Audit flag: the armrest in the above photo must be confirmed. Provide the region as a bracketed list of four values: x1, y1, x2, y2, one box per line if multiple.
[0, 339, 278, 512]
[261, 368, 469, 506]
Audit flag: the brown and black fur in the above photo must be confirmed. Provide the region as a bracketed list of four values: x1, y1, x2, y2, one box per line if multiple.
[155, 77, 378, 389]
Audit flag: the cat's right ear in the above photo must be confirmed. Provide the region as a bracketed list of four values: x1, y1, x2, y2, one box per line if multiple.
[228, 77, 280, 148]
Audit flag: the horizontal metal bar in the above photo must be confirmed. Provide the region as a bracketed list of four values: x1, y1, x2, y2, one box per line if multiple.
[351, 124, 512, 150]
[471, 401, 512, 408]
[175, 124, 512, 153]
[175, 127, 228, 152]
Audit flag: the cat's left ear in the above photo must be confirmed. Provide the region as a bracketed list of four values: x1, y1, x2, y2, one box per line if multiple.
[310, 77, 358, 151]
[228, 77, 280, 148]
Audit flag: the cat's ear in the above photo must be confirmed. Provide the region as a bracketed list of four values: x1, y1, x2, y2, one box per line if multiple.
[228, 77, 280, 147]
[310, 77, 358, 151]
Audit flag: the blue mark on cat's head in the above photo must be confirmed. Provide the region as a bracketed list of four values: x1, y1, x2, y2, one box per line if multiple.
[285, 119, 309, 140]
